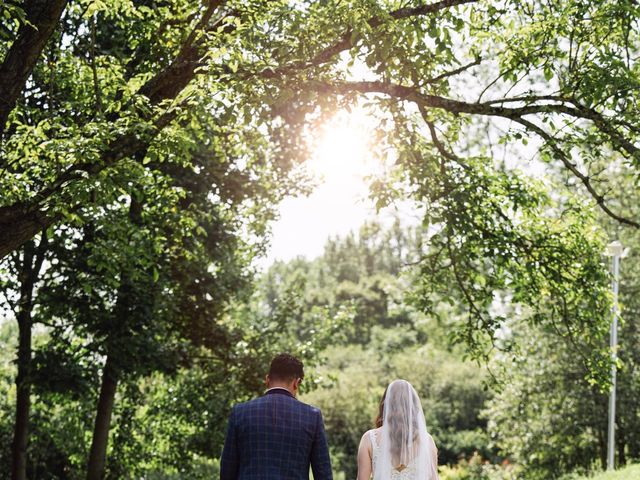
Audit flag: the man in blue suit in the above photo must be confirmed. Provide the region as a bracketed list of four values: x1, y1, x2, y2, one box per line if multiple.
[220, 353, 333, 479]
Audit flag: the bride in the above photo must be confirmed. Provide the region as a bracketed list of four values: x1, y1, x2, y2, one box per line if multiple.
[357, 380, 439, 480]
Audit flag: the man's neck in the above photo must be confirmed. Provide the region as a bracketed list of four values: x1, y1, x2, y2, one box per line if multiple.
[266, 385, 295, 396]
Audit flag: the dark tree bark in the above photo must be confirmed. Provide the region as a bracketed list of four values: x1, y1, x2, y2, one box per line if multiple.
[85, 197, 143, 480]
[0, 207, 56, 264]
[11, 234, 47, 480]
[86, 355, 119, 480]
[592, 390, 607, 470]
[618, 426, 627, 466]
[0, 0, 69, 137]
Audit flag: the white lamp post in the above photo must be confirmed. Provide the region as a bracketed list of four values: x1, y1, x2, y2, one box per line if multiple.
[605, 240, 623, 471]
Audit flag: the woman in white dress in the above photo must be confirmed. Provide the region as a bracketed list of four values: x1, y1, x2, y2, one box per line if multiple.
[356, 380, 439, 480]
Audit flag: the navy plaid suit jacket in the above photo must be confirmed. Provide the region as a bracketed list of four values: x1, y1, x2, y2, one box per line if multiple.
[220, 388, 333, 480]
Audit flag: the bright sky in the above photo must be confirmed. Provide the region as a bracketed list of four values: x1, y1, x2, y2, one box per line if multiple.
[257, 47, 552, 270]
[260, 107, 415, 267]
[258, 109, 548, 269]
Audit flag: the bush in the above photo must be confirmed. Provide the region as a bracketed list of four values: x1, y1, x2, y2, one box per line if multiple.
[439, 453, 520, 480]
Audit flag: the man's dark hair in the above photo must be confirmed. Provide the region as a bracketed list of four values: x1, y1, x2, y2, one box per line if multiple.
[268, 353, 304, 382]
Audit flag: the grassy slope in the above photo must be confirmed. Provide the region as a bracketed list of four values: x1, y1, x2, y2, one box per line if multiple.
[575, 464, 640, 480]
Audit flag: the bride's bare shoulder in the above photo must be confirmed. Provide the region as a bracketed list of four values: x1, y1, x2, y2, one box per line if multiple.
[360, 429, 373, 441]
[359, 428, 379, 446]
[361, 428, 383, 446]
[426, 432, 438, 452]
[358, 428, 380, 459]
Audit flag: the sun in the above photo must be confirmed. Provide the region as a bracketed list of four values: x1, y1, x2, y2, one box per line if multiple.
[261, 107, 407, 266]
[307, 108, 380, 185]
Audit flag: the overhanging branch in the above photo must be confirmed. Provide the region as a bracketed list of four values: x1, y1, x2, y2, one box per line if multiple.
[0, 0, 229, 260]
[305, 79, 639, 228]
[259, 0, 478, 79]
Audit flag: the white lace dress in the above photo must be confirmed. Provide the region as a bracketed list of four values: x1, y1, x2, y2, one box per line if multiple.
[369, 429, 418, 480]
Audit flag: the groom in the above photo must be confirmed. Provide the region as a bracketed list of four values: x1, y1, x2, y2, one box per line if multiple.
[220, 353, 333, 479]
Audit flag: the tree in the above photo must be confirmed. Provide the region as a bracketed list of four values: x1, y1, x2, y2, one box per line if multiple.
[485, 323, 610, 479]
[2, 2, 639, 474]
[3, 1, 638, 256]
[2, 58, 304, 478]
[482, 165, 640, 478]
[1, 0, 636, 371]
[0, 2, 306, 476]
[0, 237, 48, 480]
[34, 114, 298, 478]
[260, 219, 424, 344]
[0, 0, 309, 258]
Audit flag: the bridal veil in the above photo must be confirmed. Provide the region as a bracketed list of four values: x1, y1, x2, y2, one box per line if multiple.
[374, 379, 438, 480]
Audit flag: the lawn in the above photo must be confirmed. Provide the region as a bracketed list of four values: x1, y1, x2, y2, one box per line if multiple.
[573, 464, 640, 480]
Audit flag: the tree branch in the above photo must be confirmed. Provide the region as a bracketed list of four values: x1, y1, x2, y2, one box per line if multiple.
[90, 13, 103, 116]
[138, 0, 228, 104]
[513, 117, 639, 228]
[0, 0, 69, 138]
[0, 1, 228, 260]
[306, 79, 639, 228]
[423, 56, 482, 85]
[389, 0, 477, 21]
[258, 0, 477, 79]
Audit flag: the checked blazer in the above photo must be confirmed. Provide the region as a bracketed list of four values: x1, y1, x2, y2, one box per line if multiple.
[220, 388, 333, 480]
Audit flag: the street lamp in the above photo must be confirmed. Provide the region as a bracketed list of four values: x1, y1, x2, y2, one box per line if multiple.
[604, 240, 623, 471]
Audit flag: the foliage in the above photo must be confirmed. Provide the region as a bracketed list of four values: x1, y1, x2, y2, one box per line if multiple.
[484, 278, 640, 478]
[1, 0, 639, 478]
[259, 219, 425, 345]
[438, 453, 519, 480]
[485, 323, 608, 479]
[484, 166, 640, 479]
[0, 1, 636, 375]
[392, 129, 613, 383]
[0, 0, 632, 389]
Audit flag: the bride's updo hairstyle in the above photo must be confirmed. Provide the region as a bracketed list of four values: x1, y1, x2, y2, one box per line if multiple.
[374, 379, 437, 480]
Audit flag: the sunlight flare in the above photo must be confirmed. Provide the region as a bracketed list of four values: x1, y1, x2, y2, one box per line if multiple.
[307, 108, 381, 184]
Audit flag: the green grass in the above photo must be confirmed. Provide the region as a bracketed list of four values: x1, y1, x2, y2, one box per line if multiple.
[572, 464, 640, 480]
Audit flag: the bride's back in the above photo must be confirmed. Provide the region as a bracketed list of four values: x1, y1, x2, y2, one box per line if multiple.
[369, 427, 420, 479]
[357, 380, 439, 480]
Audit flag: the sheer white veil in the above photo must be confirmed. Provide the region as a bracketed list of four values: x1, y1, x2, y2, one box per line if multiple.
[374, 379, 438, 480]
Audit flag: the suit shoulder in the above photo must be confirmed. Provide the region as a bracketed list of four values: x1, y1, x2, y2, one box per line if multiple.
[298, 399, 323, 417]
[231, 397, 259, 414]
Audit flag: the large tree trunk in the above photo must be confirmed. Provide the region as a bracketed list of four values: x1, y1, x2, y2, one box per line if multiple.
[85, 197, 144, 480]
[0, 0, 69, 137]
[11, 236, 47, 480]
[0, 208, 56, 263]
[86, 355, 119, 480]
[12, 314, 32, 480]
[617, 425, 626, 466]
